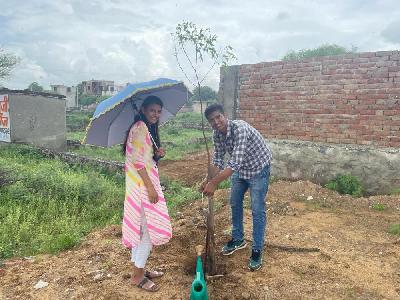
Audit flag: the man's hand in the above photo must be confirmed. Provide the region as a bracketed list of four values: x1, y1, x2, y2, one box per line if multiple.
[203, 181, 217, 196]
[199, 177, 208, 193]
[148, 186, 159, 204]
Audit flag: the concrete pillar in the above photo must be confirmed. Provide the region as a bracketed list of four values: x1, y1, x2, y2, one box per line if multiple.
[218, 65, 239, 120]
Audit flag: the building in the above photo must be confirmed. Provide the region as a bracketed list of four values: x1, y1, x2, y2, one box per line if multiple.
[50, 85, 78, 108]
[0, 89, 66, 150]
[81, 80, 114, 96]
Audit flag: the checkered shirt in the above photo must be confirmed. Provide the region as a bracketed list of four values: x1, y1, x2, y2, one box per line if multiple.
[212, 120, 272, 179]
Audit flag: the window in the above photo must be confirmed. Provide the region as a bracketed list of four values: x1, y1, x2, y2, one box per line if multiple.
[67, 87, 71, 93]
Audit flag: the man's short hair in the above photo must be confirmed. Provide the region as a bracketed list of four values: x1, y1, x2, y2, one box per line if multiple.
[204, 103, 224, 119]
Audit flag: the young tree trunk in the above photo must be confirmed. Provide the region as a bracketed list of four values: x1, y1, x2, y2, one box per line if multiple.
[204, 164, 219, 275]
[205, 194, 216, 275]
[198, 85, 218, 276]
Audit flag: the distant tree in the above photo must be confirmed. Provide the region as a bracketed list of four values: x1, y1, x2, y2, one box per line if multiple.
[282, 44, 358, 61]
[79, 94, 97, 107]
[190, 86, 218, 103]
[0, 49, 19, 79]
[27, 82, 44, 92]
[79, 94, 108, 107]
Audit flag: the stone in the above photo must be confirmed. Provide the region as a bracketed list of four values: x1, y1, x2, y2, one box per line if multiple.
[93, 273, 104, 281]
[34, 280, 49, 289]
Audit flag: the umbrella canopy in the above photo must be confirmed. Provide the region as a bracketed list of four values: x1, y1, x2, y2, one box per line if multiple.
[82, 78, 189, 147]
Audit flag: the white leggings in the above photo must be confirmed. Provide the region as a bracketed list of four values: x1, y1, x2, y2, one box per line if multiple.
[131, 205, 153, 268]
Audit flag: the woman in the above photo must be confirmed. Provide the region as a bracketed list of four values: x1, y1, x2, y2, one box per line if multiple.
[122, 95, 172, 292]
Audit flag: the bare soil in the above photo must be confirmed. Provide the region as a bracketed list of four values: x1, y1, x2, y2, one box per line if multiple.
[1, 153, 399, 299]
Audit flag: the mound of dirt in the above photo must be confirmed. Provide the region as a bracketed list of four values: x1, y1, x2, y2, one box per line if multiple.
[1, 157, 400, 299]
[158, 152, 209, 186]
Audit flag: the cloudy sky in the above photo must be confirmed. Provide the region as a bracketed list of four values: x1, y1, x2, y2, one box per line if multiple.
[1, 0, 399, 91]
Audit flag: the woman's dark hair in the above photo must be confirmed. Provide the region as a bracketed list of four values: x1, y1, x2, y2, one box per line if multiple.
[122, 95, 163, 162]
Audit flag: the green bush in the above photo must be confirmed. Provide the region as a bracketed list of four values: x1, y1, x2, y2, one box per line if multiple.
[66, 111, 91, 132]
[388, 224, 400, 235]
[325, 174, 364, 197]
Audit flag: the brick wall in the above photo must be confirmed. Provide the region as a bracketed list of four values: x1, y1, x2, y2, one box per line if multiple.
[235, 51, 400, 148]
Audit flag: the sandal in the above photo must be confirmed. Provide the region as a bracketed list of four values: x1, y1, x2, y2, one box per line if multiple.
[144, 270, 164, 279]
[136, 277, 159, 292]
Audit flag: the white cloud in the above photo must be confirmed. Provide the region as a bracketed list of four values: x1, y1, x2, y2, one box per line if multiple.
[1, 0, 399, 91]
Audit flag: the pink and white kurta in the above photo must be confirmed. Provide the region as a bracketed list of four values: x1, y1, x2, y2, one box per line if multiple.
[122, 120, 172, 248]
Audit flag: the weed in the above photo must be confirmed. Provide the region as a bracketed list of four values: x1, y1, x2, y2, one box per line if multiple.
[163, 179, 201, 215]
[388, 224, 400, 235]
[371, 203, 385, 211]
[325, 174, 364, 197]
[218, 179, 231, 189]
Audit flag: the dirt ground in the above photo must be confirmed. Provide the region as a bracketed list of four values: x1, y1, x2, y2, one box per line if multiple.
[1, 153, 400, 300]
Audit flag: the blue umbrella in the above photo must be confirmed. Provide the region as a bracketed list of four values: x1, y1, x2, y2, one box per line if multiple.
[82, 78, 189, 147]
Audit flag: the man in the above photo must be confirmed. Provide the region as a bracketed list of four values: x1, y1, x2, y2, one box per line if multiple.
[200, 103, 272, 271]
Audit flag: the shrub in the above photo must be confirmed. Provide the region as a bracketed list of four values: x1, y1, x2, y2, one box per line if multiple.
[66, 111, 91, 132]
[325, 174, 364, 197]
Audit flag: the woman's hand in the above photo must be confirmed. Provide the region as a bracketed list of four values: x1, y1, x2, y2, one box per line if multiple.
[155, 147, 166, 158]
[148, 186, 159, 204]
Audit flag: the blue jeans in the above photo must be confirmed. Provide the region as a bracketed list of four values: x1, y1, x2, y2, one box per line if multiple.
[230, 165, 270, 251]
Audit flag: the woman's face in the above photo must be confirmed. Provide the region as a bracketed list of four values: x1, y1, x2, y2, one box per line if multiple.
[142, 103, 162, 125]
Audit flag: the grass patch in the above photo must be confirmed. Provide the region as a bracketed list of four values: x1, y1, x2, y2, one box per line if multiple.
[161, 176, 201, 215]
[0, 144, 197, 260]
[325, 174, 364, 197]
[171, 112, 205, 123]
[66, 131, 86, 141]
[160, 126, 211, 160]
[388, 224, 400, 235]
[71, 144, 124, 162]
[371, 203, 386, 211]
[0, 144, 124, 259]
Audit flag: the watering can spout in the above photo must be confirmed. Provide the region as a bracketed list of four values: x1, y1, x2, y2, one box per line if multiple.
[190, 245, 209, 300]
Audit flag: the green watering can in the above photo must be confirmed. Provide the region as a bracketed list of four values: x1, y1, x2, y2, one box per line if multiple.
[190, 245, 209, 300]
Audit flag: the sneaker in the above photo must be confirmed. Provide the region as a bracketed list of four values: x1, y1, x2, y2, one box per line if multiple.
[248, 249, 262, 271]
[221, 239, 247, 255]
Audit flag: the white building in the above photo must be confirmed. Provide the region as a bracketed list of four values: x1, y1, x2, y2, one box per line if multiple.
[101, 83, 127, 96]
[50, 85, 78, 108]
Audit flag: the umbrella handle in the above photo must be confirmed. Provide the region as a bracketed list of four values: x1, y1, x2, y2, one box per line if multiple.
[149, 133, 159, 150]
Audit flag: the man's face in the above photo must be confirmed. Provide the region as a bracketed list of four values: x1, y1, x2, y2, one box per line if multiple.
[207, 110, 228, 133]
